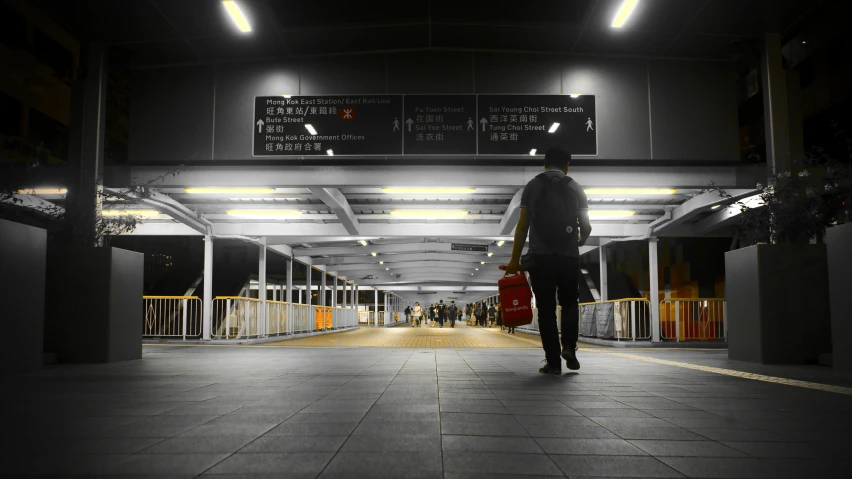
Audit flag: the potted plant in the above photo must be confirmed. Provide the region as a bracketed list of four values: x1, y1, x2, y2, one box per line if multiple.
[719, 133, 850, 365]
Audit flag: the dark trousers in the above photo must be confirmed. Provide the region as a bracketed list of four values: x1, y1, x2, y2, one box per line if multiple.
[528, 254, 580, 365]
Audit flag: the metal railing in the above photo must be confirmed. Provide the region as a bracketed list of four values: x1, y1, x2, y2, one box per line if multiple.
[267, 300, 289, 335]
[143, 296, 202, 339]
[212, 297, 261, 339]
[660, 298, 726, 342]
[582, 298, 652, 341]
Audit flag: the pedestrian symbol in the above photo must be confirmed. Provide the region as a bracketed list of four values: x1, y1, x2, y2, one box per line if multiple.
[392, 118, 400, 131]
[585, 118, 594, 132]
[466, 117, 474, 131]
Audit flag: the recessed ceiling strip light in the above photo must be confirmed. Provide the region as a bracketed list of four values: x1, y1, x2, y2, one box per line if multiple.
[588, 210, 635, 219]
[611, 0, 639, 28]
[222, 0, 252, 33]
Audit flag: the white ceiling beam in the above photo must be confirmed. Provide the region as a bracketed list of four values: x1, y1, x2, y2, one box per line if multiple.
[308, 187, 361, 235]
[498, 189, 524, 235]
[653, 189, 756, 234]
[294, 241, 493, 257]
[106, 188, 211, 235]
[123, 164, 751, 189]
[333, 262, 496, 273]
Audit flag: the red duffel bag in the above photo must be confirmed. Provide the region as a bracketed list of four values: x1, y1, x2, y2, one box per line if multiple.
[498, 265, 534, 327]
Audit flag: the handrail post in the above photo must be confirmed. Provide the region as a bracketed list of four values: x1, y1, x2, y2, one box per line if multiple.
[631, 300, 637, 341]
[675, 300, 680, 343]
[225, 299, 231, 339]
[182, 298, 188, 341]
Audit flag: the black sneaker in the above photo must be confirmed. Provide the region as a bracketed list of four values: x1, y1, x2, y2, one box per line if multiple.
[562, 348, 580, 370]
[539, 361, 562, 375]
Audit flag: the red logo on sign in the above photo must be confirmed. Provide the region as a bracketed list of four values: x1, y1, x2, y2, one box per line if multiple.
[339, 107, 356, 120]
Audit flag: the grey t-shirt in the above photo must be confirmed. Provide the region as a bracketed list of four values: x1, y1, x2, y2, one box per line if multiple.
[519, 169, 588, 257]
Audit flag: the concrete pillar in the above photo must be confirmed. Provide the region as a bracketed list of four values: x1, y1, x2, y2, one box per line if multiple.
[649, 238, 661, 342]
[202, 235, 213, 340]
[342, 281, 347, 308]
[332, 276, 337, 308]
[306, 266, 312, 305]
[285, 259, 293, 303]
[65, 42, 107, 248]
[599, 244, 608, 303]
[320, 272, 326, 306]
[298, 288, 302, 304]
[374, 289, 379, 319]
[761, 32, 792, 175]
[258, 240, 267, 336]
[385, 292, 390, 324]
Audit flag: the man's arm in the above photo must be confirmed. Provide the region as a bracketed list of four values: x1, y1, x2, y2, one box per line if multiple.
[578, 210, 592, 247]
[505, 208, 530, 274]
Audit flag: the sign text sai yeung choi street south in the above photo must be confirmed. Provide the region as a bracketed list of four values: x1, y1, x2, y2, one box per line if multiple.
[253, 95, 596, 157]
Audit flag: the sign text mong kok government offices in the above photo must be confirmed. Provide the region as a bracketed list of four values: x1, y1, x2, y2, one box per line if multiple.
[253, 95, 596, 157]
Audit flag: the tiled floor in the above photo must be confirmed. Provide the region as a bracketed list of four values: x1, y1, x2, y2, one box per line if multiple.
[265, 322, 541, 348]
[5, 343, 852, 478]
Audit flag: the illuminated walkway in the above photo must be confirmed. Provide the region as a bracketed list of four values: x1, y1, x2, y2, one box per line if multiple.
[267, 322, 540, 348]
[6, 343, 852, 477]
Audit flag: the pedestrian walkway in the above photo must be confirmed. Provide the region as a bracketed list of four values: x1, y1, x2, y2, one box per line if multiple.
[5, 345, 852, 477]
[266, 322, 539, 348]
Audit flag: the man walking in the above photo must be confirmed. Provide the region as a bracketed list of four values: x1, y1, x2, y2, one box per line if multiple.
[506, 147, 592, 374]
[437, 300, 447, 328]
[448, 301, 458, 328]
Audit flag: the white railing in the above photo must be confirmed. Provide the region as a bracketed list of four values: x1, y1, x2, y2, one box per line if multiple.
[289, 302, 314, 334]
[660, 298, 726, 342]
[143, 296, 202, 339]
[267, 300, 289, 335]
[578, 299, 652, 341]
[212, 297, 261, 339]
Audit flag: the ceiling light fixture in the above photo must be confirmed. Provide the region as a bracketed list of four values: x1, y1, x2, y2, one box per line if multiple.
[326, 149, 334, 156]
[185, 188, 275, 194]
[481, 261, 485, 264]
[588, 210, 635, 219]
[611, 0, 639, 28]
[497, 240, 505, 247]
[548, 123, 560, 133]
[359, 240, 368, 246]
[585, 188, 676, 195]
[17, 188, 67, 195]
[569, 93, 581, 98]
[225, 209, 301, 217]
[222, 0, 252, 33]
[711, 205, 721, 210]
[379, 261, 384, 264]
[386, 268, 389, 270]
[371, 252, 377, 256]
[381, 187, 476, 195]
[389, 210, 469, 219]
[305, 124, 317, 135]
[476, 268, 479, 271]
[487, 252, 493, 257]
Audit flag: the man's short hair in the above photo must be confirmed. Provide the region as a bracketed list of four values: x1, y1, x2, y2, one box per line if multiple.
[544, 147, 571, 168]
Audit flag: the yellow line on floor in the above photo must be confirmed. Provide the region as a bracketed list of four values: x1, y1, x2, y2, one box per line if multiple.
[585, 349, 852, 396]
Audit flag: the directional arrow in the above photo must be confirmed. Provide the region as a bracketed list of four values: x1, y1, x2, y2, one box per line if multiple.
[256, 119, 264, 133]
[406, 118, 414, 132]
[480, 117, 487, 132]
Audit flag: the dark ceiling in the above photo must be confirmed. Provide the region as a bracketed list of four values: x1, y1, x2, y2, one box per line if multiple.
[31, 0, 832, 67]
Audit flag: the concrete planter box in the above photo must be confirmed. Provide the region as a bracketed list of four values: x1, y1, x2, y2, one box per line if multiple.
[725, 244, 831, 364]
[826, 223, 852, 373]
[50, 247, 144, 363]
[0, 219, 47, 375]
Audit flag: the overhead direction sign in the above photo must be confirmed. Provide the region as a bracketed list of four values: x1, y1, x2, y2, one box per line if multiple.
[476, 95, 597, 156]
[254, 95, 403, 156]
[253, 95, 596, 157]
[451, 243, 489, 252]
[402, 95, 477, 155]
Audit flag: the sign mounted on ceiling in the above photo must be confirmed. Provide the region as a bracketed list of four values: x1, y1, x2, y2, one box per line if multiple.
[451, 243, 489, 252]
[253, 94, 596, 157]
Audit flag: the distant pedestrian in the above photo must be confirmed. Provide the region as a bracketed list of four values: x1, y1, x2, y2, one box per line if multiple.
[448, 301, 458, 328]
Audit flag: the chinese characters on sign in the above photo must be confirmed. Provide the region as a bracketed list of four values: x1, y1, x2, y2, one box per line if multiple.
[253, 95, 596, 156]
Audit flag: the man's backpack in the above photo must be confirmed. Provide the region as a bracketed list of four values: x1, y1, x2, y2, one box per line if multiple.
[530, 172, 580, 253]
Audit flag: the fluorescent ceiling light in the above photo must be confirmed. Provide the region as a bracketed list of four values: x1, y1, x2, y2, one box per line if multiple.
[101, 209, 159, 217]
[18, 188, 67, 195]
[585, 188, 676, 195]
[379, 261, 384, 264]
[487, 252, 493, 257]
[548, 123, 560, 133]
[475, 268, 479, 271]
[480, 262, 485, 264]
[371, 252, 377, 256]
[588, 210, 635, 219]
[326, 149, 334, 156]
[390, 210, 469, 219]
[529, 149, 537, 156]
[386, 268, 389, 270]
[611, 0, 639, 28]
[225, 209, 301, 217]
[711, 205, 721, 210]
[569, 93, 581, 98]
[359, 240, 368, 246]
[222, 0, 252, 33]
[381, 187, 475, 195]
[497, 240, 505, 247]
[185, 188, 275, 194]
[305, 124, 317, 135]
